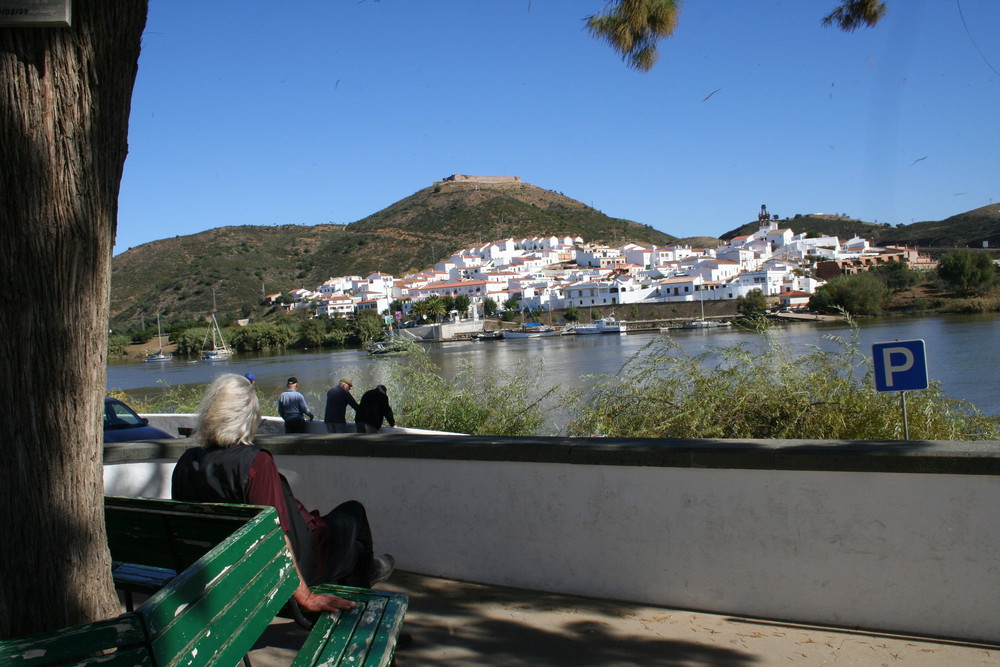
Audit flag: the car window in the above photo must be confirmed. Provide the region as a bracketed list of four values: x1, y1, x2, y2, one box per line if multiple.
[104, 399, 144, 428]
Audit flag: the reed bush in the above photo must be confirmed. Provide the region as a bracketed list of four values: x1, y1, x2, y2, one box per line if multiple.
[382, 344, 555, 436]
[568, 317, 1000, 440]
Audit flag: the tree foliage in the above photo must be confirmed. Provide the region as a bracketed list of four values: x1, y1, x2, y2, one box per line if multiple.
[454, 294, 471, 317]
[870, 260, 919, 292]
[590, 0, 887, 72]
[586, 0, 681, 72]
[937, 249, 998, 296]
[736, 289, 769, 316]
[108, 334, 131, 357]
[821, 0, 887, 31]
[353, 310, 384, 343]
[808, 272, 891, 315]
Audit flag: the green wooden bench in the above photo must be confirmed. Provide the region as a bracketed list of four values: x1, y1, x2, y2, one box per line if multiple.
[0, 497, 297, 667]
[106, 496, 409, 667]
[105, 496, 269, 610]
[292, 585, 408, 667]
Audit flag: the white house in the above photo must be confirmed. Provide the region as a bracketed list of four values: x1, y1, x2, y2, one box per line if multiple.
[316, 294, 357, 318]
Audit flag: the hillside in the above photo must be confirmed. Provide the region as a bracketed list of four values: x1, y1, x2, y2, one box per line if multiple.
[110, 180, 675, 329]
[720, 204, 1000, 251]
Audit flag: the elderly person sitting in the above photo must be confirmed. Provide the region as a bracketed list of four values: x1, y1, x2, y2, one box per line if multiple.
[171, 373, 393, 612]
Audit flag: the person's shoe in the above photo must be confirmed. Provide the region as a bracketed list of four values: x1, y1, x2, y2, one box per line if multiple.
[369, 553, 395, 587]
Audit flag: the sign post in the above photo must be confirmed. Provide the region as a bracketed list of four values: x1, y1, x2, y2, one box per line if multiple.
[0, 0, 71, 27]
[872, 339, 928, 440]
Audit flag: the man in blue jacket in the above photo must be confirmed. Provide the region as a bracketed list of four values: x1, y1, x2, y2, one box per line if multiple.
[278, 377, 314, 433]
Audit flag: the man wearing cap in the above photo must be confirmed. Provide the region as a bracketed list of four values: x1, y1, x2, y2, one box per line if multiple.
[278, 377, 313, 434]
[324, 377, 359, 433]
[356, 385, 395, 433]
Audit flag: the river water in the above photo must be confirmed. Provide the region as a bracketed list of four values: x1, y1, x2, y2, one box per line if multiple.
[108, 313, 1000, 420]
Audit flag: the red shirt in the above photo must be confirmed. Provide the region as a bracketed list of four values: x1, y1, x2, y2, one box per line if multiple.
[245, 450, 331, 575]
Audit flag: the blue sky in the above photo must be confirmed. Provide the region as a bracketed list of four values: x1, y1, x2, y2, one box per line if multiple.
[115, 0, 1000, 255]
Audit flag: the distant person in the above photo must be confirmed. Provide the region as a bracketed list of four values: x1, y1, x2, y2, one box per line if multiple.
[324, 377, 359, 433]
[356, 385, 395, 433]
[171, 374, 394, 613]
[278, 377, 313, 433]
[244, 372, 256, 386]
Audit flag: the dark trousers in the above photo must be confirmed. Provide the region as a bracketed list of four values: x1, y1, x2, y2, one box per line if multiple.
[356, 422, 380, 433]
[319, 500, 374, 587]
[284, 418, 307, 434]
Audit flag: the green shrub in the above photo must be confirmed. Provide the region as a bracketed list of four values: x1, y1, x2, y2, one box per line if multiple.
[384, 345, 554, 436]
[568, 319, 999, 441]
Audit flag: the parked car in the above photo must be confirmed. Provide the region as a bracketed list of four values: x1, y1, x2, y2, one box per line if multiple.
[103, 396, 173, 443]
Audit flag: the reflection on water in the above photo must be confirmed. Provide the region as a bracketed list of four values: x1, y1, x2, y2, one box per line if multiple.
[109, 314, 1000, 418]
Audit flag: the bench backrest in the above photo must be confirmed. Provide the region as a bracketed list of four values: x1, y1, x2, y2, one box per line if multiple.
[105, 495, 264, 571]
[114, 497, 299, 667]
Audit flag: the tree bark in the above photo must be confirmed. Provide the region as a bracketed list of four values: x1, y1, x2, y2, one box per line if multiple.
[0, 1, 147, 639]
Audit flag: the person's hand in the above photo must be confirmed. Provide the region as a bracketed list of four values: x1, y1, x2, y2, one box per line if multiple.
[297, 589, 356, 612]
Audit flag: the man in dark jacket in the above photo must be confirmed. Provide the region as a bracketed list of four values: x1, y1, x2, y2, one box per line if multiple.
[324, 377, 359, 433]
[356, 385, 395, 433]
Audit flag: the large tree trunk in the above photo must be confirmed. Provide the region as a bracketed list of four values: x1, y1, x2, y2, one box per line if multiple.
[0, 1, 147, 639]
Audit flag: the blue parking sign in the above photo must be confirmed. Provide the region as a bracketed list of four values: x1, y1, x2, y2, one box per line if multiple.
[872, 340, 928, 392]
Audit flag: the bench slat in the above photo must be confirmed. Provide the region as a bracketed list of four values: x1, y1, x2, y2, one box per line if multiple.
[291, 586, 408, 667]
[0, 615, 150, 667]
[137, 508, 297, 667]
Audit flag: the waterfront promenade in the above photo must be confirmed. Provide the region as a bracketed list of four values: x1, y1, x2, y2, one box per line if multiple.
[249, 571, 1000, 666]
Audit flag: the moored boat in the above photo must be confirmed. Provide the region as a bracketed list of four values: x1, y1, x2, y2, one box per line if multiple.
[471, 330, 505, 341]
[571, 314, 626, 335]
[201, 314, 233, 361]
[143, 314, 173, 362]
[671, 319, 730, 330]
[504, 323, 564, 338]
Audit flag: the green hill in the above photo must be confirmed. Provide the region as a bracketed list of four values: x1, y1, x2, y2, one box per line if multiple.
[110, 180, 675, 330]
[720, 204, 1000, 251]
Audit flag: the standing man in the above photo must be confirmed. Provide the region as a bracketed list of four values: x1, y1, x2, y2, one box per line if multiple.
[324, 377, 360, 433]
[356, 385, 395, 433]
[278, 377, 314, 433]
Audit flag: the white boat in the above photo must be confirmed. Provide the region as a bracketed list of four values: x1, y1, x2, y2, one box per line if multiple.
[669, 285, 729, 330]
[143, 314, 173, 362]
[571, 315, 626, 335]
[672, 319, 730, 330]
[471, 330, 505, 341]
[201, 314, 233, 361]
[504, 324, 564, 338]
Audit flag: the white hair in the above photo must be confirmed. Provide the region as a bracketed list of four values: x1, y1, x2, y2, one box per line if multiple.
[195, 373, 260, 448]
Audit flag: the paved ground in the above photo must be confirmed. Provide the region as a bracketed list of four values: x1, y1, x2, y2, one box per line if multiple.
[251, 571, 1000, 666]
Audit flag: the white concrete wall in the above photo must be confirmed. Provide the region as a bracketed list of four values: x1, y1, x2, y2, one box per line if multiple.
[105, 450, 1000, 643]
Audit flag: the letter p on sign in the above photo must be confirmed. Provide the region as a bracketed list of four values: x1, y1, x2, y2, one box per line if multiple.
[872, 340, 929, 392]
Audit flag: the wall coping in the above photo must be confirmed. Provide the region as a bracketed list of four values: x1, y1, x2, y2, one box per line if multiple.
[104, 435, 1000, 476]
